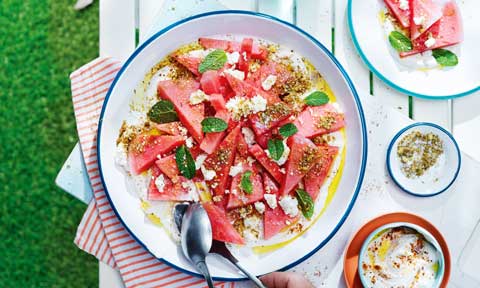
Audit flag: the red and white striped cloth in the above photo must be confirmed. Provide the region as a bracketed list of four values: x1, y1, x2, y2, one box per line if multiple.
[72, 58, 235, 288]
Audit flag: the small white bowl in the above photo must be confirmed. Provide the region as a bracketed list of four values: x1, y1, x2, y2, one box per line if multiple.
[387, 122, 461, 197]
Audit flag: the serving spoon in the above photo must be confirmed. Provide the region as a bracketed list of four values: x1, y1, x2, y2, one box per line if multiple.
[180, 203, 214, 288]
[175, 204, 266, 288]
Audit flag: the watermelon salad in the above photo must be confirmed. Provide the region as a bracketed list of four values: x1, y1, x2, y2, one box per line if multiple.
[381, 0, 463, 68]
[115, 36, 346, 248]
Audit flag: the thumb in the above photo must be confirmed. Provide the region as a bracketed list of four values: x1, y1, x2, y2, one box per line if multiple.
[260, 272, 313, 288]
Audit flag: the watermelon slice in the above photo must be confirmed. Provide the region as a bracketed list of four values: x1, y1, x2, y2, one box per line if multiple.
[249, 144, 284, 183]
[224, 72, 281, 105]
[202, 202, 245, 244]
[156, 146, 202, 182]
[226, 156, 265, 210]
[208, 93, 227, 112]
[263, 174, 297, 239]
[249, 61, 292, 96]
[249, 102, 292, 137]
[128, 133, 185, 175]
[237, 132, 250, 157]
[279, 135, 319, 196]
[175, 54, 202, 76]
[384, 0, 411, 28]
[157, 80, 205, 143]
[293, 104, 345, 138]
[401, 1, 463, 57]
[198, 37, 268, 60]
[147, 166, 195, 201]
[155, 122, 186, 136]
[200, 70, 234, 98]
[202, 125, 240, 201]
[410, 0, 443, 39]
[304, 145, 339, 201]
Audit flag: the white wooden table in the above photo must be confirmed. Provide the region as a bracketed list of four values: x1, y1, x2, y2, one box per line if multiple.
[57, 0, 480, 286]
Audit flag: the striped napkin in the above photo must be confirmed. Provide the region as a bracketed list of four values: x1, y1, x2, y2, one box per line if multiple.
[72, 58, 235, 288]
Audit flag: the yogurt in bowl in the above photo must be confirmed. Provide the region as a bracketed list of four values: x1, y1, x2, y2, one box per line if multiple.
[358, 222, 445, 288]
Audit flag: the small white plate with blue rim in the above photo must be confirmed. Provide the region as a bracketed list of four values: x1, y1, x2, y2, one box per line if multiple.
[348, 0, 480, 99]
[386, 122, 461, 197]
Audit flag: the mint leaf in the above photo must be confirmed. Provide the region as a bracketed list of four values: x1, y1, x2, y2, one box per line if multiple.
[147, 100, 179, 123]
[268, 139, 284, 161]
[279, 123, 298, 137]
[201, 117, 228, 133]
[175, 145, 196, 179]
[198, 49, 227, 73]
[295, 188, 314, 219]
[388, 31, 412, 52]
[432, 49, 458, 67]
[241, 170, 253, 194]
[304, 91, 329, 106]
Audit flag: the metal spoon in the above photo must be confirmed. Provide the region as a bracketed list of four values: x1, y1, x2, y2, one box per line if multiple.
[180, 203, 214, 288]
[175, 204, 266, 288]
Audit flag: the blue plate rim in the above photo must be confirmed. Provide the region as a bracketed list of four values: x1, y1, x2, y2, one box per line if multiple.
[386, 122, 461, 197]
[347, 0, 480, 100]
[96, 10, 368, 282]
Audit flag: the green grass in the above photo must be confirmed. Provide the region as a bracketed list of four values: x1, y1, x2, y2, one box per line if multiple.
[0, 1, 99, 286]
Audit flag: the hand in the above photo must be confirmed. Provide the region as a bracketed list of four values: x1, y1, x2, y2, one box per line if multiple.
[260, 272, 314, 288]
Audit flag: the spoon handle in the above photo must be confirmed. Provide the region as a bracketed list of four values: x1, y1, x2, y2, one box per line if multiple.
[233, 262, 267, 288]
[195, 260, 214, 288]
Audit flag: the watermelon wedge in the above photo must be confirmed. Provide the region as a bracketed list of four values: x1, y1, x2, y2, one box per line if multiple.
[202, 125, 240, 201]
[198, 37, 268, 60]
[202, 202, 245, 244]
[384, 0, 411, 28]
[237, 132, 250, 157]
[200, 70, 233, 98]
[156, 146, 202, 182]
[410, 0, 443, 39]
[293, 104, 345, 138]
[279, 135, 319, 196]
[263, 174, 297, 239]
[249, 102, 292, 137]
[128, 133, 185, 175]
[249, 61, 292, 96]
[148, 166, 195, 201]
[249, 144, 284, 183]
[304, 145, 339, 201]
[224, 72, 281, 105]
[226, 156, 265, 210]
[155, 122, 186, 136]
[175, 54, 202, 76]
[157, 80, 205, 143]
[401, 1, 463, 57]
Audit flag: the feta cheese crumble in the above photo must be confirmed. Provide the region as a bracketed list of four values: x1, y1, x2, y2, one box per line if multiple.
[241, 127, 256, 145]
[279, 196, 299, 217]
[201, 165, 216, 181]
[154, 174, 166, 193]
[264, 194, 277, 209]
[195, 154, 208, 170]
[225, 95, 267, 120]
[244, 216, 261, 229]
[227, 51, 240, 65]
[185, 137, 194, 148]
[115, 143, 129, 170]
[413, 16, 425, 26]
[189, 89, 209, 105]
[399, 0, 409, 10]
[224, 68, 245, 81]
[254, 202, 266, 214]
[261, 75, 277, 91]
[424, 34, 436, 48]
[250, 95, 267, 113]
[229, 162, 244, 176]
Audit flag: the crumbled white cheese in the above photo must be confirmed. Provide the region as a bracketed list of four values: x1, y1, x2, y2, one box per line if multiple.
[424, 34, 436, 48]
[224, 68, 245, 81]
[178, 125, 188, 136]
[195, 154, 208, 170]
[189, 89, 209, 105]
[188, 49, 212, 58]
[154, 174, 166, 193]
[413, 16, 425, 26]
[261, 75, 277, 91]
[265, 139, 290, 166]
[250, 95, 267, 113]
[181, 180, 199, 201]
[264, 194, 277, 209]
[244, 216, 261, 228]
[227, 51, 240, 65]
[185, 137, 194, 148]
[115, 143, 129, 170]
[279, 168, 286, 174]
[212, 195, 223, 202]
[399, 0, 409, 10]
[229, 162, 244, 176]
[279, 196, 299, 217]
[243, 229, 258, 242]
[242, 127, 256, 145]
[201, 165, 216, 181]
[242, 51, 247, 61]
[254, 202, 266, 214]
[226, 96, 253, 120]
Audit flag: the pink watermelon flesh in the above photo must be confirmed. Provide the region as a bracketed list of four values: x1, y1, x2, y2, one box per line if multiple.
[157, 80, 205, 143]
[226, 156, 265, 210]
[224, 72, 281, 105]
[200, 109, 230, 154]
[384, 0, 411, 28]
[293, 104, 345, 138]
[175, 54, 202, 76]
[147, 166, 195, 201]
[202, 202, 245, 244]
[249, 144, 284, 184]
[401, 1, 463, 57]
[155, 122, 185, 136]
[304, 145, 339, 201]
[410, 0, 443, 39]
[198, 37, 268, 60]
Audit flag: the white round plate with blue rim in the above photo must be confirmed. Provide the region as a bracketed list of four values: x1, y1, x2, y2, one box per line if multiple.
[387, 122, 461, 197]
[358, 222, 446, 287]
[97, 11, 368, 281]
[348, 0, 480, 99]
